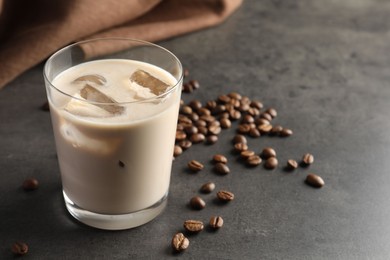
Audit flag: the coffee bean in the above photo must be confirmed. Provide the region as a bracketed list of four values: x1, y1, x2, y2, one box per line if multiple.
[237, 124, 251, 134]
[214, 162, 230, 175]
[200, 115, 216, 123]
[11, 242, 28, 255]
[218, 94, 231, 103]
[258, 124, 273, 134]
[184, 68, 190, 77]
[250, 100, 263, 109]
[184, 125, 198, 135]
[220, 118, 232, 129]
[234, 142, 248, 153]
[189, 79, 200, 90]
[208, 125, 221, 135]
[212, 104, 226, 114]
[22, 178, 39, 191]
[182, 82, 193, 93]
[270, 125, 283, 135]
[261, 147, 276, 159]
[190, 196, 206, 210]
[233, 134, 247, 144]
[174, 145, 183, 157]
[40, 101, 50, 111]
[198, 107, 211, 116]
[180, 105, 193, 115]
[238, 103, 250, 112]
[172, 233, 189, 252]
[229, 110, 241, 120]
[213, 154, 228, 164]
[280, 128, 293, 137]
[305, 173, 324, 188]
[220, 112, 230, 119]
[247, 107, 260, 117]
[195, 119, 207, 127]
[255, 118, 270, 126]
[228, 92, 242, 100]
[184, 220, 204, 232]
[206, 100, 217, 109]
[189, 100, 202, 110]
[260, 112, 272, 121]
[209, 216, 224, 229]
[197, 126, 208, 135]
[249, 128, 261, 137]
[190, 133, 205, 143]
[264, 157, 278, 169]
[180, 99, 184, 106]
[265, 108, 277, 118]
[241, 115, 254, 124]
[176, 130, 187, 141]
[188, 160, 204, 172]
[200, 182, 216, 193]
[206, 135, 218, 144]
[178, 114, 192, 125]
[287, 159, 298, 170]
[178, 140, 192, 150]
[118, 161, 125, 168]
[217, 190, 234, 201]
[246, 155, 262, 167]
[302, 153, 314, 165]
[240, 150, 255, 159]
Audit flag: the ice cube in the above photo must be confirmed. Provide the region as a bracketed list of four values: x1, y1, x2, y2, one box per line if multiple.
[80, 85, 124, 115]
[72, 74, 107, 85]
[130, 69, 171, 95]
[64, 93, 113, 118]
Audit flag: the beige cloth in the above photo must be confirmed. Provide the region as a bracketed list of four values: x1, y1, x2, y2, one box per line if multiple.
[0, 0, 242, 89]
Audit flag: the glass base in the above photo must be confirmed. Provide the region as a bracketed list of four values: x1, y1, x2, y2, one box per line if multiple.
[63, 191, 168, 230]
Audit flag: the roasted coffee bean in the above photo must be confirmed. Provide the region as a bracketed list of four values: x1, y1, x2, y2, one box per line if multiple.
[247, 107, 260, 117]
[241, 115, 254, 124]
[220, 118, 232, 129]
[228, 92, 242, 100]
[180, 99, 184, 106]
[195, 119, 207, 127]
[200, 182, 216, 193]
[182, 82, 193, 93]
[200, 115, 216, 123]
[261, 147, 276, 159]
[287, 159, 298, 170]
[250, 100, 263, 109]
[174, 145, 183, 157]
[233, 134, 247, 144]
[11, 242, 28, 255]
[184, 68, 190, 77]
[180, 105, 193, 115]
[188, 160, 204, 172]
[270, 125, 283, 135]
[197, 126, 208, 135]
[249, 128, 261, 137]
[258, 124, 273, 134]
[22, 178, 39, 191]
[206, 135, 218, 144]
[234, 142, 248, 152]
[118, 161, 125, 168]
[177, 124, 184, 131]
[198, 107, 211, 116]
[241, 96, 251, 105]
[40, 101, 50, 111]
[189, 113, 199, 122]
[255, 118, 270, 126]
[260, 112, 272, 121]
[218, 94, 231, 103]
[280, 128, 293, 137]
[208, 125, 221, 135]
[220, 112, 230, 119]
[217, 190, 234, 201]
[265, 108, 277, 118]
[171, 233, 189, 252]
[178, 115, 192, 125]
[238, 103, 250, 112]
[178, 140, 192, 150]
[264, 157, 278, 169]
[184, 126, 198, 135]
[237, 124, 251, 134]
[190, 133, 205, 143]
[212, 104, 226, 114]
[189, 100, 202, 110]
[305, 173, 324, 188]
[206, 100, 217, 109]
[190, 196, 206, 209]
[302, 153, 314, 165]
[246, 155, 262, 166]
[214, 162, 230, 175]
[209, 216, 224, 229]
[189, 79, 200, 90]
[213, 154, 228, 164]
[176, 131, 187, 141]
[240, 150, 255, 159]
[229, 109, 241, 120]
[184, 220, 204, 232]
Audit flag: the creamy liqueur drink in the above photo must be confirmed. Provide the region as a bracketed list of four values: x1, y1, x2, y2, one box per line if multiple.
[44, 39, 182, 230]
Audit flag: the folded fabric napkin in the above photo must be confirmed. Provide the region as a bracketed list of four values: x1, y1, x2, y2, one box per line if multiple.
[0, 0, 242, 89]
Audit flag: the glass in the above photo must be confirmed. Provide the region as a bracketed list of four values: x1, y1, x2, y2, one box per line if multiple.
[43, 38, 183, 230]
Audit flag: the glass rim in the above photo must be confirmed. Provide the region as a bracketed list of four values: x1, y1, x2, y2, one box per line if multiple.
[43, 37, 183, 105]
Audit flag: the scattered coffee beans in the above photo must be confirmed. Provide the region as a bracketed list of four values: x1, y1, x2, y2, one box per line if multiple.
[172, 233, 189, 252]
[209, 216, 224, 229]
[184, 220, 204, 232]
[270, 125, 283, 135]
[190, 133, 205, 143]
[233, 134, 247, 144]
[302, 153, 314, 165]
[305, 173, 324, 188]
[22, 178, 39, 191]
[261, 147, 276, 159]
[213, 154, 228, 164]
[214, 163, 230, 175]
[206, 135, 218, 144]
[265, 108, 277, 118]
[264, 157, 278, 169]
[220, 118, 232, 128]
[280, 128, 293, 137]
[200, 182, 216, 193]
[190, 196, 206, 210]
[187, 160, 204, 172]
[217, 190, 235, 201]
[240, 150, 255, 160]
[178, 140, 192, 150]
[174, 145, 183, 157]
[11, 242, 28, 255]
[286, 159, 298, 170]
[246, 155, 262, 167]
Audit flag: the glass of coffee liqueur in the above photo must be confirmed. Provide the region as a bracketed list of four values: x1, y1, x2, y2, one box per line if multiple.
[43, 38, 183, 230]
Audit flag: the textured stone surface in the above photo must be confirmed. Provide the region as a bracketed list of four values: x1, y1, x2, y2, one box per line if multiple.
[1, 0, 390, 258]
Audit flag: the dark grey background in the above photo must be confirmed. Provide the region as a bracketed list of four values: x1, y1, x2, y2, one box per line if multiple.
[1, 0, 390, 259]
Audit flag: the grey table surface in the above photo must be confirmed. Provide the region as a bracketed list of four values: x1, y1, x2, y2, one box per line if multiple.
[1, 0, 390, 259]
